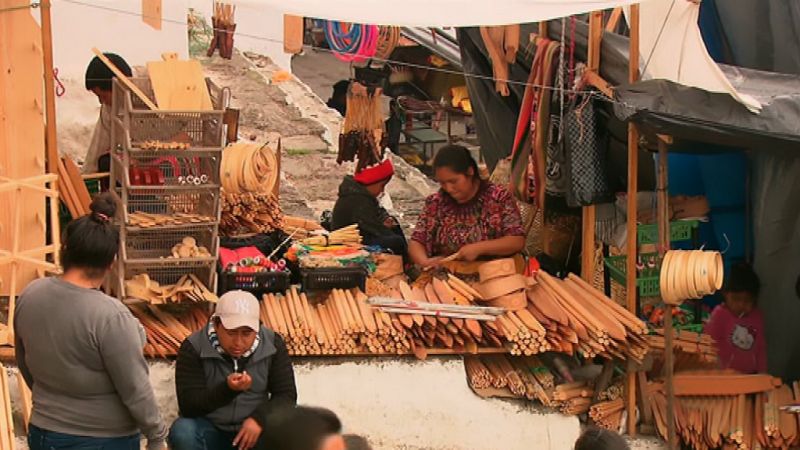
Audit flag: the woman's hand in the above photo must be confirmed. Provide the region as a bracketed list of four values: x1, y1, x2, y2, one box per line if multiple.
[420, 256, 443, 268]
[457, 243, 484, 262]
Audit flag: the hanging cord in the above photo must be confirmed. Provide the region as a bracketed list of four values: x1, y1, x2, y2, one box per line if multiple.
[556, 16, 567, 142]
[53, 68, 66, 97]
[324, 21, 379, 63]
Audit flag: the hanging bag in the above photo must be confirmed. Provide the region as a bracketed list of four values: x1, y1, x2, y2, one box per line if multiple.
[564, 94, 612, 207]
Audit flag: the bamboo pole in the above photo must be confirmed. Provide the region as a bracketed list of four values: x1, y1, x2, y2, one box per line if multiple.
[626, 2, 641, 439]
[658, 137, 677, 449]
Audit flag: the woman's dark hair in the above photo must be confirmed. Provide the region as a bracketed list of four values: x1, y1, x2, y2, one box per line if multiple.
[574, 427, 629, 450]
[60, 193, 119, 277]
[433, 144, 479, 179]
[262, 405, 342, 450]
[85, 53, 132, 92]
[724, 261, 760, 297]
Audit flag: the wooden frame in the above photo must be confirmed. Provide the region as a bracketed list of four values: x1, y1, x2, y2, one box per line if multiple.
[0, 175, 60, 346]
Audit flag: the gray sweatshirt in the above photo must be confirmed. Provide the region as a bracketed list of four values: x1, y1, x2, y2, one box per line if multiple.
[14, 277, 167, 449]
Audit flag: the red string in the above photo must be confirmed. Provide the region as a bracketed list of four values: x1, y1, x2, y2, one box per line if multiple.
[53, 68, 66, 97]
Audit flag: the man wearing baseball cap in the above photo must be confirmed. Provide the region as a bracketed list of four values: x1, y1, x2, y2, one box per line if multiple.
[169, 291, 297, 450]
[331, 156, 407, 257]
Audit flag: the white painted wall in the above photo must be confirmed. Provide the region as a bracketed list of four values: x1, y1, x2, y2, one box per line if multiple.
[49, 0, 189, 81]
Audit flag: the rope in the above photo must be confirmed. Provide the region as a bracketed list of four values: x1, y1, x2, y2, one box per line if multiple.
[324, 21, 379, 63]
[221, 141, 278, 194]
[659, 250, 724, 305]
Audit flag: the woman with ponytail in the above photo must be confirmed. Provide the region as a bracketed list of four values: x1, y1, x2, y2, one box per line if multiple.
[15, 193, 167, 450]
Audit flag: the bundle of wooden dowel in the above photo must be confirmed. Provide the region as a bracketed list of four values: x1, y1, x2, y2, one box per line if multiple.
[647, 329, 717, 362]
[464, 354, 556, 406]
[129, 303, 211, 358]
[589, 398, 624, 431]
[259, 288, 412, 356]
[524, 272, 649, 363]
[300, 224, 362, 247]
[651, 381, 800, 450]
[281, 215, 323, 240]
[221, 191, 282, 235]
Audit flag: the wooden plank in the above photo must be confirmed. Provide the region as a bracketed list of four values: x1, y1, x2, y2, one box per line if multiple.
[146, 57, 213, 111]
[92, 48, 158, 110]
[284, 15, 304, 54]
[0, 0, 47, 297]
[41, 0, 58, 176]
[63, 156, 91, 211]
[626, 3, 641, 440]
[16, 370, 32, 432]
[0, 363, 12, 449]
[142, 0, 162, 30]
[606, 7, 624, 32]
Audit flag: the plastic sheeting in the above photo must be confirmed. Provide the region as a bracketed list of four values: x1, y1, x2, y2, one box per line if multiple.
[228, 0, 650, 27]
[632, 0, 760, 112]
[752, 153, 800, 382]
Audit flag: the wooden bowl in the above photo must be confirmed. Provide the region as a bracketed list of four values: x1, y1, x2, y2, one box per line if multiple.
[478, 258, 517, 282]
[486, 290, 527, 311]
[479, 274, 528, 300]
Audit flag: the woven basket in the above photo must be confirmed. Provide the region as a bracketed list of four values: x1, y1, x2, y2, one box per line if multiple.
[490, 159, 543, 256]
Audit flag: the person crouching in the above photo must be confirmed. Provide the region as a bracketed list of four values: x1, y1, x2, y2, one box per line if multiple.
[170, 291, 297, 450]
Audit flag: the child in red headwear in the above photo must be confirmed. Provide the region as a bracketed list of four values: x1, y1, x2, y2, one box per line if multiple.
[331, 157, 407, 257]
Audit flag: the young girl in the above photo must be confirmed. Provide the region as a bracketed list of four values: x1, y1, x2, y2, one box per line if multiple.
[704, 262, 767, 374]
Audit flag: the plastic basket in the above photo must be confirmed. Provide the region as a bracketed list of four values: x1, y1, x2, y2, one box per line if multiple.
[112, 78, 225, 150]
[121, 224, 219, 261]
[604, 253, 661, 297]
[218, 270, 290, 296]
[300, 267, 367, 292]
[637, 220, 699, 246]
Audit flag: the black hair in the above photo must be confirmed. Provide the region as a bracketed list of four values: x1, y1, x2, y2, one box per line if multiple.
[343, 434, 373, 450]
[433, 144, 479, 180]
[85, 53, 132, 92]
[60, 193, 119, 278]
[574, 427, 630, 450]
[724, 261, 760, 297]
[262, 405, 342, 450]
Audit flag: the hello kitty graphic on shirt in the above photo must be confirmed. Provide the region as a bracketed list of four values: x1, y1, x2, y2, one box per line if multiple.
[730, 324, 755, 351]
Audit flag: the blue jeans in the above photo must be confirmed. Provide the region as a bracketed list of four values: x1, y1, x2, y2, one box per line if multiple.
[169, 417, 240, 450]
[28, 424, 140, 450]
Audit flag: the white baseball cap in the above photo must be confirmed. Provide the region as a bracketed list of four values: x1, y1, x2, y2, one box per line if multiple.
[214, 290, 260, 331]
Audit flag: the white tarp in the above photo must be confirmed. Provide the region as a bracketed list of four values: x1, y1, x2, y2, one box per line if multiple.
[228, 0, 653, 27]
[633, 0, 762, 112]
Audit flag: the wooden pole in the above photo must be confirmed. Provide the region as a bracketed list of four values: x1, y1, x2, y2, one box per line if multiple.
[657, 138, 677, 449]
[625, 2, 641, 438]
[40, 0, 58, 176]
[581, 10, 604, 283]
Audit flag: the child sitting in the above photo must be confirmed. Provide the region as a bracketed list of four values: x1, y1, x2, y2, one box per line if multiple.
[704, 262, 767, 374]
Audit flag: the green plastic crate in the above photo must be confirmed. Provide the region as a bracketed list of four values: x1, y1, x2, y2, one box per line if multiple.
[604, 253, 661, 297]
[637, 220, 699, 246]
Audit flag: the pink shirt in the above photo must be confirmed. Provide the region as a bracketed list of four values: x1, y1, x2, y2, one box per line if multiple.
[704, 305, 767, 374]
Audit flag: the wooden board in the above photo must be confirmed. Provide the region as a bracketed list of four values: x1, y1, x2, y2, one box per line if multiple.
[147, 57, 213, 111]
[142, 0, 162, 30]
[62, 156, 91, 212]
[284, 15, 304, 54]
[92, 48, 158, 110]
[0, 363, 12, 450]
[0, 0, 47, 297]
